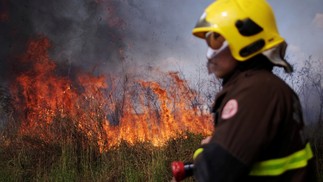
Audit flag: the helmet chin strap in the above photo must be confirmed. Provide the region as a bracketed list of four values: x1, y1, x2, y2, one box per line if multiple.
[262, 41, 293, 73]
[206, 41, 229, 60]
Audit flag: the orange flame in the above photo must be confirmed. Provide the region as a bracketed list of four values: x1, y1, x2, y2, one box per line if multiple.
[11, 37, 213, 152]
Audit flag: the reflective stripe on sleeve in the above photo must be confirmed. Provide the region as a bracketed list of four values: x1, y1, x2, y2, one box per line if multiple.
[249, 143, 313, 176]
[193, 148, 204, 160]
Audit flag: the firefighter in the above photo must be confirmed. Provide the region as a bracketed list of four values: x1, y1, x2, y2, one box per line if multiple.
[190, 0, 317, 181]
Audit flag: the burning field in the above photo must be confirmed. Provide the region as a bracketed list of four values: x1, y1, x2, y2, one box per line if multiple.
[0, 0, 214, 152]
[0, 0, 216, 180]
[0, 28, 213, 182]
[6, 36, 213, 152]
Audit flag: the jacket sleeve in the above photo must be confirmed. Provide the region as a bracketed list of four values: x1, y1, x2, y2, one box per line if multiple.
[194, 142, 250, 182]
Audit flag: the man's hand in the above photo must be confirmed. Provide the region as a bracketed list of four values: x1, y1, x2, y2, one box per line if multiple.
[201, 136, 212, 145]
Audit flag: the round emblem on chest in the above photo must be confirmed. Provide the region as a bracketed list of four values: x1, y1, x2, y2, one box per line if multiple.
[221, 99, 238, 119]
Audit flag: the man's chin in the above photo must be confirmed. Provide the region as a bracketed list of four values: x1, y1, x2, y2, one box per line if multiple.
[214, 72, 224, 79]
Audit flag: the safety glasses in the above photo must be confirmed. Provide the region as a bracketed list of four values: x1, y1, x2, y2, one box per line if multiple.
[205, 32, 228, 60]
[205, 32, 225, 50]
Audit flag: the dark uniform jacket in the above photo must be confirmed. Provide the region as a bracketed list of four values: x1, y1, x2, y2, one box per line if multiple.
[194, 55, 317, 182]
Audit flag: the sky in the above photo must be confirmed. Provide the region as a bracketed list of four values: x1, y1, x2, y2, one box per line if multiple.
[269, 0, 323, 58]
[1, 0, 323, 78]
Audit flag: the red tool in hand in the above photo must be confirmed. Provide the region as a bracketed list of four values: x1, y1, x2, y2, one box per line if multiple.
[171, 161, 194, 181]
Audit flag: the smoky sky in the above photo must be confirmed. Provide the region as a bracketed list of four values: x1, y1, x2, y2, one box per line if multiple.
[1, 0, 126, 76]
[1, 0, 322, 82]
[269, 0, 323, 58]
[0, 0, 211, 78]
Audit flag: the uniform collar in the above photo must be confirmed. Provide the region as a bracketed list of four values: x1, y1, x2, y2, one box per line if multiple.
[222, 54, 273, 87]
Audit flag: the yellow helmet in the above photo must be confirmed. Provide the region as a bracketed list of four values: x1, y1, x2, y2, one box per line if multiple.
[192, 0, 284, 61]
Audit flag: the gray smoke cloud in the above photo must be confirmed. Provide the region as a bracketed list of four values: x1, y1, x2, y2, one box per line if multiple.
[1, 0, 322, 79]
[269, 0, 323, 58]
[0, 0, 212, 79]
[18, 0, 125, 71]
[0, 0, 120, 81]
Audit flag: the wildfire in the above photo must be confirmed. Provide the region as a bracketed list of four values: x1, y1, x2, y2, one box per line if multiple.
[10, 37, 213, 152]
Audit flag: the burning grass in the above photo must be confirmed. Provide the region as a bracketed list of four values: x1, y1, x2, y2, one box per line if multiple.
[0, 36, 213, 181]
[9, 37, 213, 152]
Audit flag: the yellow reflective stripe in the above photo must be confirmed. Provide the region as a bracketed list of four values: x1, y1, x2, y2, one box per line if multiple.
[193, 148, 204, 160]
[249, 143, 313, 176]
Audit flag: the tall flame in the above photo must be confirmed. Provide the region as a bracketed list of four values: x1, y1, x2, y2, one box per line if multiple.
[11, 37, 213, 152]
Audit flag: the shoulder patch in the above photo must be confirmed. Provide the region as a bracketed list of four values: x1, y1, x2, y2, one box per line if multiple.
[221, 99, 238, 119]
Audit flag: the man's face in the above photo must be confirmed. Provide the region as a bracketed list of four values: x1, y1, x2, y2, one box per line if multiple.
[205, 32, 238, 79]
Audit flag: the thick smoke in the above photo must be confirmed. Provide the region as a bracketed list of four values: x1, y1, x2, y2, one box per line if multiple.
[1, 0, 127, 76]
[1, 0, 323, 78]
[28, 0, 126, 69]
[269, 0, 323, 58]
[0, 0, 213, 79]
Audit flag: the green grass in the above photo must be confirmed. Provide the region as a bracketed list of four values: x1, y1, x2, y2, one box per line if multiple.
[0, 133, 202, 182]
[0, 129, 322, 182]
